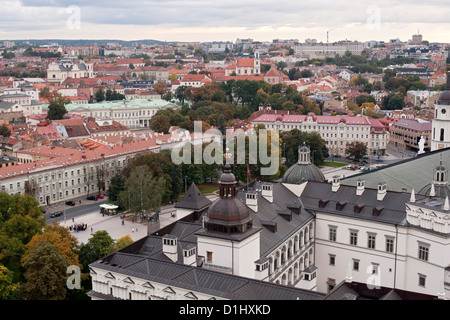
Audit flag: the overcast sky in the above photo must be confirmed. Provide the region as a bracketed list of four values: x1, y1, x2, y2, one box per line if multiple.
[0, 0, 449, 43]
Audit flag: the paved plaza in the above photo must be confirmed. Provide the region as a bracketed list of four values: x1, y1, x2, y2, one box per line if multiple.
[58, 194, 218, 244]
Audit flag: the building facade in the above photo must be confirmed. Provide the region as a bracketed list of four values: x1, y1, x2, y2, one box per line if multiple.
[251, 112, 389, 156]
[47, 60, 95, 84]
[389, 118, 432, 151]
[64, 99, 179, 129]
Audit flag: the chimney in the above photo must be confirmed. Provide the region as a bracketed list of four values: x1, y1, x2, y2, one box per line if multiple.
[246, 192, 258, 212]
[437, 277, 446, 300]
[356, 179, 365, 196]
[377, 182, 387, 201]
[410, 189, 416, 203]
[162, 235, 178, 263]
[261, 184, 273, 203]
[182, 245, 196, 266]
[345, 261, 353, 283]
[430, 182, 436, 197]
[332, 175, 341, 192]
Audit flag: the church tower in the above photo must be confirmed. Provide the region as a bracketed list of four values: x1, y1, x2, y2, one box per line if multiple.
[254, 49, 260, 74]
[196, 152, 262, 279]
[431, 72, 450, 151]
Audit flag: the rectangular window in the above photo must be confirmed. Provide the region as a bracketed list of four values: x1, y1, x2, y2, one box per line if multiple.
[329, 226, 337, 242]
[329, 254, 336, 266]
[368, 234, 376, 249]
[418, 244, 429, 261]
[206, 251, 213, 264]
[386, 237, 394, 253]
[350, 230, 358, 246]
[353, 259, 359, 271]
[418, 274, 426, 287]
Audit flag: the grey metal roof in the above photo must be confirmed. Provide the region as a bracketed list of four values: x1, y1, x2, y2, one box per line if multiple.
[379, 290, 403, 300]
[0, 101, 15, 109]
[281, 162, 325, 184]
[236, 181, 315, 256]
[324, 281, 360, 300]
[341, 148, 450, 194]
[174, 183, 211, 211]
[300, 181, 410, 226]
[89, 251, 326, 300]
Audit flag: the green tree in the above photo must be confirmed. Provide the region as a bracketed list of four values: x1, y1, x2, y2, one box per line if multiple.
[118, 165, 166, 222]
[21, 242, 69, 300]
[345, 141, 368, 160]
[107, 174, 126, 203]
[95, 88, 105, 102]
[46, 94, 70, 120]
[0, 264, 20, 300]
[0, 123, 11, 137]
[114, 235, 134, 251]
[382, 93, 405, 110]
[149, 114, 171, 133]
[79, 231, 115, 273]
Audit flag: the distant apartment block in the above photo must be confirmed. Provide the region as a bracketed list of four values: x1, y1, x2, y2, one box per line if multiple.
[202, 41, 233, 53]
[294, 41, 364, 58]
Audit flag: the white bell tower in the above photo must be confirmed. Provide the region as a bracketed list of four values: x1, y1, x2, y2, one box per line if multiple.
[431, 72, 450, 151]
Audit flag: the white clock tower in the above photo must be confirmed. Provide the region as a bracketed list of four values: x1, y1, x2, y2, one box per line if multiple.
[431, 73, 450, 151]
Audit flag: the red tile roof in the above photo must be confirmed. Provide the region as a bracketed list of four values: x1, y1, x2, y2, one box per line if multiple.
[236, 58, 255, 68]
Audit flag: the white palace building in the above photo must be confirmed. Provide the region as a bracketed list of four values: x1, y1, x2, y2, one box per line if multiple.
[88, 143, 450, 300]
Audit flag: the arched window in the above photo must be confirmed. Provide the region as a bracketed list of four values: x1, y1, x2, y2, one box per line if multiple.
[441, 128, 445, 142]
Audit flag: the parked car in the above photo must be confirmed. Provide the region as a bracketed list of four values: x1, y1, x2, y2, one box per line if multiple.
[376, 159, 384, 162]
[346, 164, 353, 169]
[50, 211, 63, 218]
[97, 194, 104, 199]
[87, 196, 97, 201]
[65, 201, 76, 206]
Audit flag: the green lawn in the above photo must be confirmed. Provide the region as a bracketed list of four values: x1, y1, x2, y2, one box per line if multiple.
[175, 183, 220, 202]
[197, 183, 220, 194]
[323, 161, 348, 168]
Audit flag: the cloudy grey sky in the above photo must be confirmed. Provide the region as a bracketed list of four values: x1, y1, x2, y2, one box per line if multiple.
[0, 0, 449, 43]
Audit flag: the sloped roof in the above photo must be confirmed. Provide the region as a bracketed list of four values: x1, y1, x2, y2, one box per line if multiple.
[175, 183, 211, 211]
[342, 148, 450, 193]
[89, 244, 325, 300]
[300, 180, 410, 226]
[236, 58, 255, 68]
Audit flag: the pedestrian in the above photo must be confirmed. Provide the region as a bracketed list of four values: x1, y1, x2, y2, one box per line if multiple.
[72, 218, 74, 223]
[122, 220, 124, 226]
[91, 227, 93, 233]
[132, 227, 134, 233]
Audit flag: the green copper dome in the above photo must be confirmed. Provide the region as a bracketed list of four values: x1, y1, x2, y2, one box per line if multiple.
[282, 143, 325, 184]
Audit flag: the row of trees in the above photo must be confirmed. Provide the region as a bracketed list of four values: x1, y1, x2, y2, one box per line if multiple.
[150, 81, 320, 134]
[0, 190, 135, 300]
[94, 88, 126, 103]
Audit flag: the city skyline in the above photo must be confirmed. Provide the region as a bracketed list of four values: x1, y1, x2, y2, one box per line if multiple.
[0, 0, 449, 43]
